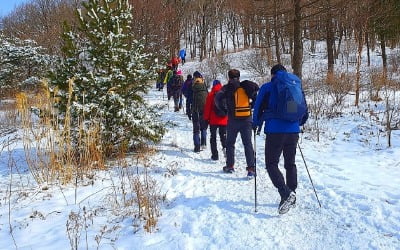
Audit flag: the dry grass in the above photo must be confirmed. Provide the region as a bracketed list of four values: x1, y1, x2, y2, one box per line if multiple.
[4, 78, 166, 238]
[17, 79, 105, 184]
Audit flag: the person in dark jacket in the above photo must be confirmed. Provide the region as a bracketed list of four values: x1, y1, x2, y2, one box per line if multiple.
[182, 74, 193, 120]
[191, 71, 208, 152]
[170, 70, 183, 112]
[252, 64, 308, 214]
[156, 68, 165, 91]
[203, 80, 228, 160]
[215, 69, 259, 177]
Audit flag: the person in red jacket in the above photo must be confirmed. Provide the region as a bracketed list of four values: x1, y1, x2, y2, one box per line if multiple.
[203, 80, 228, 160]
[170, 56, 181, 70]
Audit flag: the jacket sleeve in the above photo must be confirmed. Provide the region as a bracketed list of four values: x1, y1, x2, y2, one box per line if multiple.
[252, 84, 268, 127]
[163, 71, 170, 84]
[203, 93, 213, 121]
[299, 91, 309, 126]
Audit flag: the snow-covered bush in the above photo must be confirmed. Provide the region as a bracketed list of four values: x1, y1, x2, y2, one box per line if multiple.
[0, 34, 53, 96]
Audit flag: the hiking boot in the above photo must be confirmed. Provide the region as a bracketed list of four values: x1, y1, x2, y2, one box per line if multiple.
[222, 166, 234, 173]
[246, 166, 256, 178]
[211, 155, 219, 161]
[200, 142, 206, 151]
[194, 145, 200, 153]
[278, 192, 296, 214]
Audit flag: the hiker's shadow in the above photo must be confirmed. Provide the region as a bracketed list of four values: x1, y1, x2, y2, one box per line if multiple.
[167, 194, 278, 219]
[179, 168, 242, 182]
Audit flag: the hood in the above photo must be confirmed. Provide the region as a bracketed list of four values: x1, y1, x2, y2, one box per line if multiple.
[211, 82, 222, 93]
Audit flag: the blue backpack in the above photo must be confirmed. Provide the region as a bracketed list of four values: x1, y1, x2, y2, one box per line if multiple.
[267, 70, 307, 122]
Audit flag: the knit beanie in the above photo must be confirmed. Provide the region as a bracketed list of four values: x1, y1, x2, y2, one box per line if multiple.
[212, 80, 221, 86]
[193, 71, 202, 78]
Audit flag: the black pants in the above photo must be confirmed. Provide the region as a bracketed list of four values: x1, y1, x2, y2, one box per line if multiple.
[210, 125, 227, 158]
[186, 99, 191, 119]
[265, 133, 299, 199]
[192, 111, 208, 146]
[226, 119, 255, 168]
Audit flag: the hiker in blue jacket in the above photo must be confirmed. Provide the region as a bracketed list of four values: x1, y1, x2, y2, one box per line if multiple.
[252, 64, 308, 214]
[179, 48, 186, 65]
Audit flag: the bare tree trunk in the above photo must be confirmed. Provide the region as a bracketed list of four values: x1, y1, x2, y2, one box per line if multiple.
[336, 26, 343, 60]
[379, 33, 388, 76]
[365, 32, 370, 66]
[326, 0, 335, 76]
[219, 19, 224, 54]
[355, 30, 363, 107]
[292, 0, 303, 78]
[385, 96, 392, 147]
[273, 0, 281, 64]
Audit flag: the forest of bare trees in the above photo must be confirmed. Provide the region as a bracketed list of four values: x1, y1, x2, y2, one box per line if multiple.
[2, 0, 399, 77]
[1, 1, 400, 144]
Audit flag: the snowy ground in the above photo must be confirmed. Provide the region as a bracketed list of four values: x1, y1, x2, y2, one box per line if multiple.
[1, 57, 400, 249]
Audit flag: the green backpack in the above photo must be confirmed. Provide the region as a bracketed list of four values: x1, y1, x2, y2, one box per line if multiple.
[192, 77, 208, 113]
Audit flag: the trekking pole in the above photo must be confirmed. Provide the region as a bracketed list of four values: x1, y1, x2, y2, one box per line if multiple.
[297, 144, 322, 208]
[253, 129, 258, 213]
[183, 98, 185, 114]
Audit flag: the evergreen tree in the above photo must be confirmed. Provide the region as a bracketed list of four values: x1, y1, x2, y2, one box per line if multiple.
[0, 33, 52, 96]
[50, 0, 165, 154]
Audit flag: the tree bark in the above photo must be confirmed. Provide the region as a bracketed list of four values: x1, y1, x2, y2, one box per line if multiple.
[292, 0, 303, 78]
[326, 0, 335, 76]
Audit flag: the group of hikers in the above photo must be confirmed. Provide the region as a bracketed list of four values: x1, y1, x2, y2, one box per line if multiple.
[156, 59, 309, 214]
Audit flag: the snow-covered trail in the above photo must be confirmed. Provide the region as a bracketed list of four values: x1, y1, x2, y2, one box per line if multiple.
[126, 88, 400, 249]
[0, 85, 398, 250]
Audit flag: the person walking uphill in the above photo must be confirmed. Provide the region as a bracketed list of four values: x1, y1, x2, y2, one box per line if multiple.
[170, 70, 183, 112]
[215, 69, 259, 178]
[203, 80, 227, 161]
[179, 48, 186, 65]
[191, 71, 208, 152]
[252, 64, 308, 215]
[182, 74, 193, 120]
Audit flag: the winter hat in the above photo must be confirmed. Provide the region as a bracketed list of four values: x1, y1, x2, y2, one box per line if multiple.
[271, 64, 287, 75]
[228, 69, 240, 79]
[193, 71, 202, 78]
[177, 69, 182, 75]
[212, 80, 221, 86]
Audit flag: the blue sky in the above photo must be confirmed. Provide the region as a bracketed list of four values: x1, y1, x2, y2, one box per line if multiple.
[0, 0, 29, 17]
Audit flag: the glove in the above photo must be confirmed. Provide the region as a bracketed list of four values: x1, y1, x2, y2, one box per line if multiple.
[257, 126, 261, 135]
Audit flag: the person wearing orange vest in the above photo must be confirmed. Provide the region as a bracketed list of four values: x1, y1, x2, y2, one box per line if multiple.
[214, 69, 259, 177]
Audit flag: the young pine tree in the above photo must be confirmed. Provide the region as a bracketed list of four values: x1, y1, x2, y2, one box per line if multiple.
[0, 33, 52, 96]
[50, 0, 165, 155]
